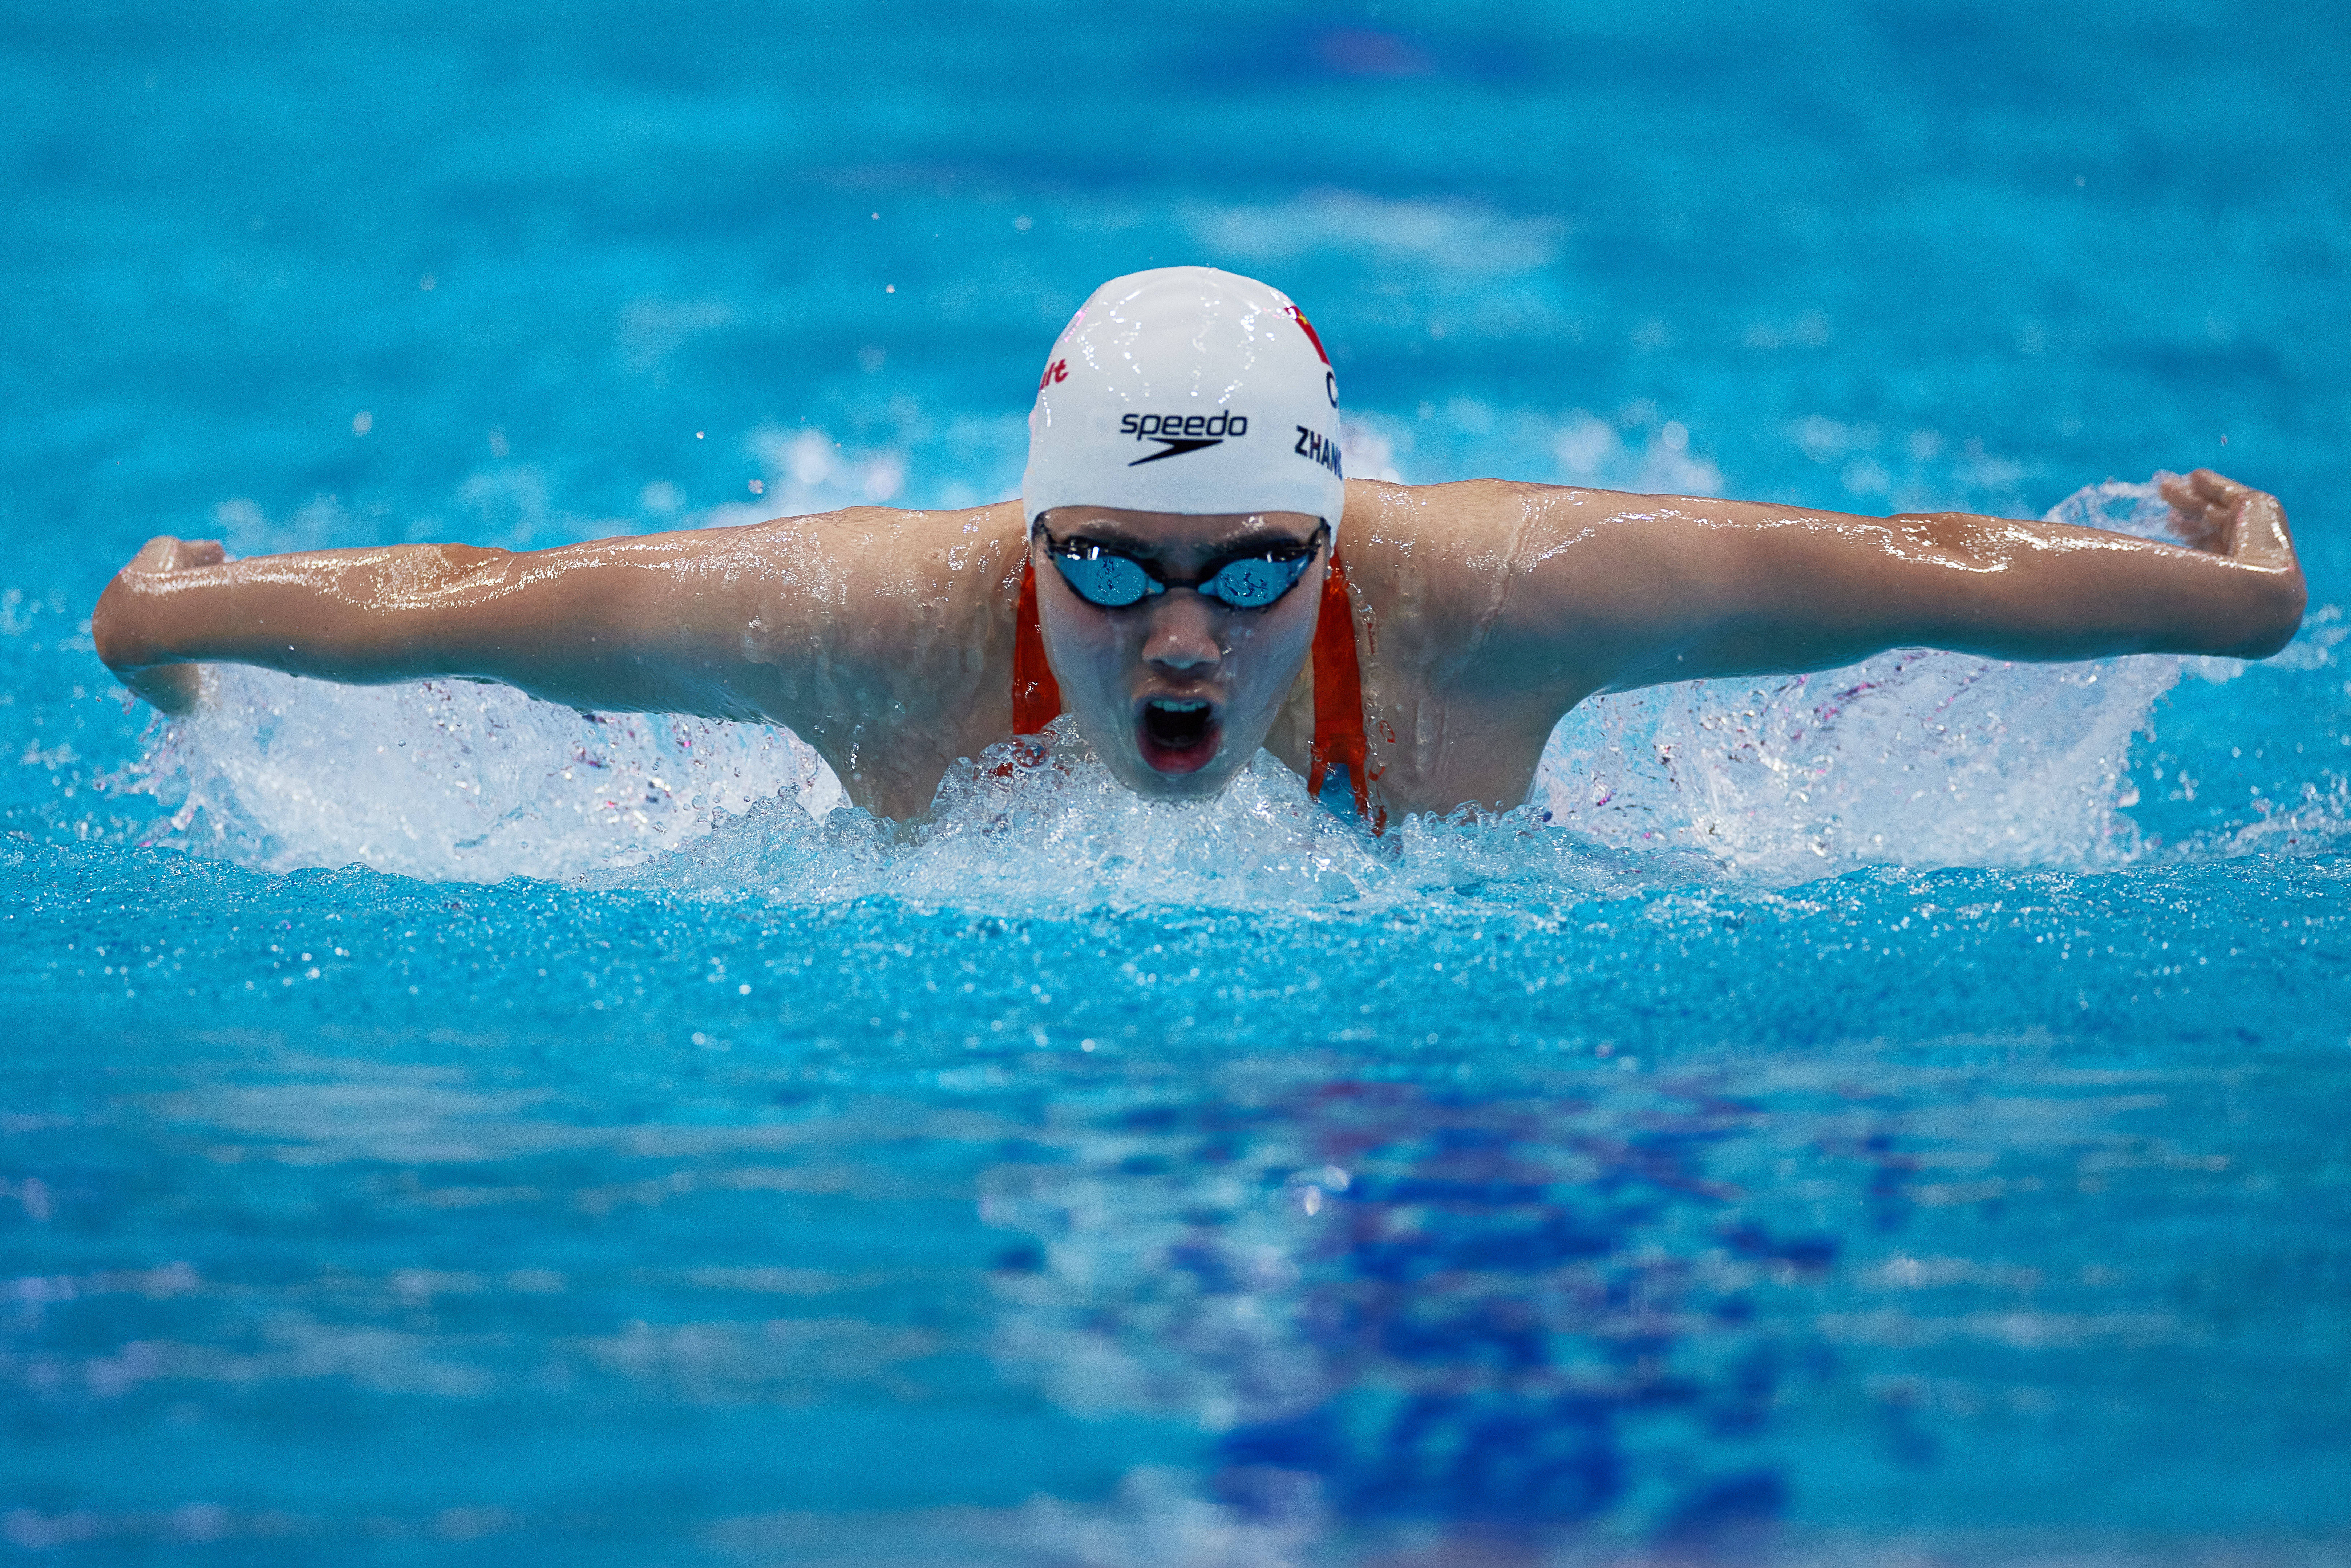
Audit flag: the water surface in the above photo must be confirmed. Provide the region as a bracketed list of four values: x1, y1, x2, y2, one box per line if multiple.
[4, 0, 2349, 1561]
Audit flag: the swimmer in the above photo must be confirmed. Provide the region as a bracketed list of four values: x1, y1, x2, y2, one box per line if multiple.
[93, 267, 2305, 825]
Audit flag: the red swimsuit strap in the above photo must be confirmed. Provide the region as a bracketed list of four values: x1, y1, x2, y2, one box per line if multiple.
[1305, 545, 1380, 830]
[1012, 557, 1062, 737]
[1012, 545, 1379, 828]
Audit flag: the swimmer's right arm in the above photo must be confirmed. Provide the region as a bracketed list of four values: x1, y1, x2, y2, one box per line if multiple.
[93, 529, 767, 719]
[90, 509, 1000, 730]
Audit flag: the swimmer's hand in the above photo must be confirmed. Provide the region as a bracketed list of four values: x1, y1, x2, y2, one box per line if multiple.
[2161, 469, 2295, 572]
[2156, 469, 2305, 655]
[93, 535, 225, 715]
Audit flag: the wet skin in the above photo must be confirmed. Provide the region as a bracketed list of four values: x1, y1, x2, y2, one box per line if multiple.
[93, 469, 2304, 823]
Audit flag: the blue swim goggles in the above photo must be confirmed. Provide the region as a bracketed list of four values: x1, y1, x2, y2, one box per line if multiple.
[1038, 521, 1328, 611]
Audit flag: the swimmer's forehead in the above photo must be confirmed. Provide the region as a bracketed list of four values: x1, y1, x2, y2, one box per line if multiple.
[1042, 507, 1323, 554]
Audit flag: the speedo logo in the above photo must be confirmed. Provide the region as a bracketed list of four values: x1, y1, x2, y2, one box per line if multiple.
[1120, 410, 1249, 466]
[1295, 425, 1343, 478]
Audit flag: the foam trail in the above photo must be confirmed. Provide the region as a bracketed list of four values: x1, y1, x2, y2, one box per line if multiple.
[116, 476, 2218, 894]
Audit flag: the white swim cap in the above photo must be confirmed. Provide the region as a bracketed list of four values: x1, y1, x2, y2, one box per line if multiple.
[1022, 266, 1345, 535]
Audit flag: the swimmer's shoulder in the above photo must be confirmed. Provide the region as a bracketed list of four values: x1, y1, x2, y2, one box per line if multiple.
[697, 501, 1021, 750]
[724, 497, 1023, 552]
[1340, 476, 1647, 552]
[1339, 476, 1664, 692]
[712, 499, 1025, 601]
[1338, 477, 1643, 613]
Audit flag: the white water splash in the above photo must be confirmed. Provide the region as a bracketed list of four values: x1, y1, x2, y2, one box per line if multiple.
[576, 719, 1719, 912]
[1534, 479, 2201, 878]
[1537, 653, 2177, 876]
[114, 675, 835, 883]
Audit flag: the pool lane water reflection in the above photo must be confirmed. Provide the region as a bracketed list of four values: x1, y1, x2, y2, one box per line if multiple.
[7, 855, 2347, 1561]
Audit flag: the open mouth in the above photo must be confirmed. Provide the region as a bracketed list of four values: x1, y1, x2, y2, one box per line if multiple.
[1136, 697, 1220, 775]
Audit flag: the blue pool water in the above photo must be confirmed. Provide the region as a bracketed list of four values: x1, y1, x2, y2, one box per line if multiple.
[5, 1, 2351, 1561]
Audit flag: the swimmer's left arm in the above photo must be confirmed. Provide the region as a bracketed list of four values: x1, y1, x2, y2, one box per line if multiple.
[1482, 468, 2305, 700]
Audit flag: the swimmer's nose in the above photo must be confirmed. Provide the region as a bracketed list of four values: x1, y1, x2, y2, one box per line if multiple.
[1141, 594, 1222, 674]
